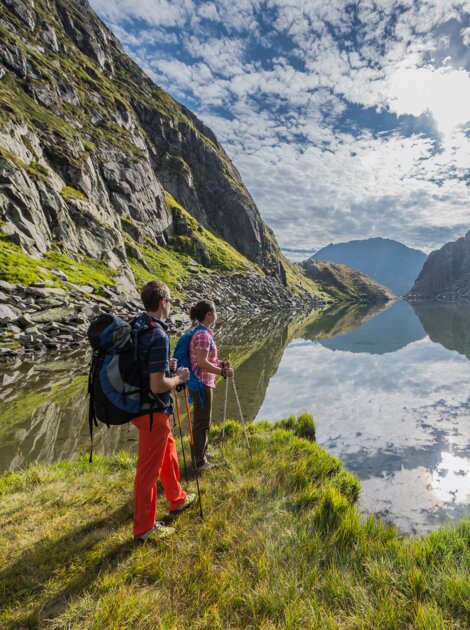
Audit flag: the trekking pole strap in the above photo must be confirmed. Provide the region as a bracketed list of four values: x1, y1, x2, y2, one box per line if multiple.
[183, 386, 195, 446]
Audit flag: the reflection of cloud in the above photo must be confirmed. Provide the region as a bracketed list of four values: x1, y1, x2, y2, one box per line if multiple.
[432, 452, 470, 505]
[254, 326, 470, 531]
[90, 0, 470, 252]
[257, 337, 470, 454]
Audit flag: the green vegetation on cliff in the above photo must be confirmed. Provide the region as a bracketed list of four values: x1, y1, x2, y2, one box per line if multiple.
[164, 192, 259, 273]
[125, 192, 262, 295]
[0, 233, 116, 290]
[0, 416, 467, 628]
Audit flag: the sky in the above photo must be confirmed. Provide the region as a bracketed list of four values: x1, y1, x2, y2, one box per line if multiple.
[89, 0, 470, 255]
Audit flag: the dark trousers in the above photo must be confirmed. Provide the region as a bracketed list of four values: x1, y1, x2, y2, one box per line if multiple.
[189, 385, 213, 466]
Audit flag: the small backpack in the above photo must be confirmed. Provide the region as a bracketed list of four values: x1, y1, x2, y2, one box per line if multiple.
[87, 313, 168, 461]
[173, 325, 213, 407]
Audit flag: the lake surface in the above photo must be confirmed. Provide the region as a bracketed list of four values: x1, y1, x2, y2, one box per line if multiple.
[1, 300, 469, 534]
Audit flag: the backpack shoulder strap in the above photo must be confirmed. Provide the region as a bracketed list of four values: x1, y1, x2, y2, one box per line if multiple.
[191, 325, 214, 350]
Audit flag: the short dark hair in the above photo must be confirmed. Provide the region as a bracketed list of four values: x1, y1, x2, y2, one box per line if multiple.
[189, 300, 215, 323]
[141, 280, 169, 311]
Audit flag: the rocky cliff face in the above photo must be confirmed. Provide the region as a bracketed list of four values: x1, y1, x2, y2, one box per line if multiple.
[0, 0, 284, 295]
[408, 231, 470, 300]
[301, 258, 395, 302]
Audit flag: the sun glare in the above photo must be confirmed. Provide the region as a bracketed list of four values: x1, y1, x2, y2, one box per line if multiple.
[387, 66, 470, 143]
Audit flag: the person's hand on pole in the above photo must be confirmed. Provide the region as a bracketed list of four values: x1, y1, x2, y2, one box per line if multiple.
[224, 366, 234, 379]
[176, 367, 189, 385]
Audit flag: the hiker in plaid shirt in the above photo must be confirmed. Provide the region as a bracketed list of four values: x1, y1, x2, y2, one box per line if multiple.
[189, 300, 234, 470]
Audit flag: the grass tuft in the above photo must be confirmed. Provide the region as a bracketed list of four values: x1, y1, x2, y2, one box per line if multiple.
[60, 185, 88, 202]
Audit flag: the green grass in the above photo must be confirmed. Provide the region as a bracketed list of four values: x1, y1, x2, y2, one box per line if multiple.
[28, 161, 49, 177]
[0, 415, 468, 628]
[0, 74, 77, 143]
[60, 186, 88, 202]
[284, 256, 331, 298]
[126, 191, 262, 295]
[0, 233, 115, 290]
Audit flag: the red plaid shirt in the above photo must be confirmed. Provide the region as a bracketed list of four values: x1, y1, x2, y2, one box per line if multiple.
[189, 325, 221, 388]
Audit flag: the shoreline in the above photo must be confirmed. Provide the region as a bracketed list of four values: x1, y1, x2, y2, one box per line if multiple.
[0, 272, 328, 362]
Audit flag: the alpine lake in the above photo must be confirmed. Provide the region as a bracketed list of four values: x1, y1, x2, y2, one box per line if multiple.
[1, 299, 469, 535]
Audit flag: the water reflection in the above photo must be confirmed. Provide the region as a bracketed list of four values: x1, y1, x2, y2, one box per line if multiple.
[318, 300, 427, 354]
[411, 302, 470, 360]
[1, 301, 469, 534]
[253, 302, 470, 533]
[0, 352, 125, 470]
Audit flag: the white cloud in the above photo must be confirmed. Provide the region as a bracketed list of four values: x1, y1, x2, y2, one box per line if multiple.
[89, 0, 470, 251]
[385, 66, 470, 141]
[462, 26, 470, 45]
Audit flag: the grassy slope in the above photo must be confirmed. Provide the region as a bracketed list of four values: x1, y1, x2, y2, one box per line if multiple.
[0, 416, 468, 629]
[302, 259, 393, 302]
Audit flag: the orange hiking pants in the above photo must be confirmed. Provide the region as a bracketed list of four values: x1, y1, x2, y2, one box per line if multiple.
[132, 412, 187, 538]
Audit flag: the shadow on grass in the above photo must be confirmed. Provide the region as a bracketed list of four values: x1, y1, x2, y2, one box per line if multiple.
[0, 501, 138, 626]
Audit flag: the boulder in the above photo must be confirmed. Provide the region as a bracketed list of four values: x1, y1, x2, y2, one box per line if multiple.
[0, 303, 20, 323]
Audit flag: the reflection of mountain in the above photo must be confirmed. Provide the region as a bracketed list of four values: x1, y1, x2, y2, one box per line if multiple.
[317, 300, 426, 354]
[213, 311, 316, 425]
[302, 302, 389, 342]
[0, 352, 138, 471]
[1, 300, 439, 470]
[411, 303, 470, 360]
[0, 310, 310, 470]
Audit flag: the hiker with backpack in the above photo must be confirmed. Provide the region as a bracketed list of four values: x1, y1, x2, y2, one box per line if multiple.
[129, 280, 196, 541]
[174, 299, 234, 471]
[87, 279, 196, 541]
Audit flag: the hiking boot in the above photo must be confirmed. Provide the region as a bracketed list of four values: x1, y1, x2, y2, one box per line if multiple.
[169, 492, 197, 516]
[196, 460, 218, 472]
[135, 521, 176, 543]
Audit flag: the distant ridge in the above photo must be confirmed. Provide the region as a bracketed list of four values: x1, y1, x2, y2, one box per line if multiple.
[313, 238, 427, 296]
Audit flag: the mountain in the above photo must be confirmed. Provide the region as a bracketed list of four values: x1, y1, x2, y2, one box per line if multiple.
[313, 238, 427, 296]
[407, 231, 470, 300]
[0, 0, 300, 298]
[301, 258, 395, 302]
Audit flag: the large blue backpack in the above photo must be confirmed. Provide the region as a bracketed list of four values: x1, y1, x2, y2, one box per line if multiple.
[87, 313, 169, 460]
[173, 325, 213, 407]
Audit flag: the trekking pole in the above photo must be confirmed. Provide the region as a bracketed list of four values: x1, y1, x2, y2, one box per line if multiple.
[222, 374, 229, 441]
[173, 394, 188, 483]
[182, 385, 204, 519]
[231, 376, 252, 455]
